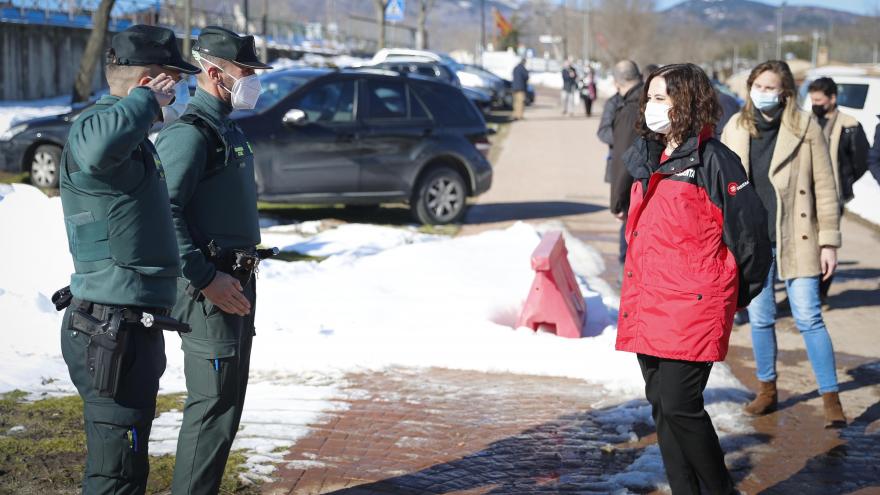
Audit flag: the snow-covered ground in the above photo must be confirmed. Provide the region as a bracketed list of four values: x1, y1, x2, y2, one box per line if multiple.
[0, 184, 754, 491]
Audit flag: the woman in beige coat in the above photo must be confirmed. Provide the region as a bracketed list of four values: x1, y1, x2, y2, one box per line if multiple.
[721, 60, 846, 428]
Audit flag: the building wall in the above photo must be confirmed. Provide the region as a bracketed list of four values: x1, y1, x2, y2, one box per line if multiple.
[1, 23, 106, 101]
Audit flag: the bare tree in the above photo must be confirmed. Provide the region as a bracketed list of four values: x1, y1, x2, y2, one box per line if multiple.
[73, 0, 116, 103]
[373, 0, 390, 50]
[416, 0, 437, 49]
[592, 0, 658, 66]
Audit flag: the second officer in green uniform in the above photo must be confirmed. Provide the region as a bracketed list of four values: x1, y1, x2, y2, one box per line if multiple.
[155, 26, 272, 494]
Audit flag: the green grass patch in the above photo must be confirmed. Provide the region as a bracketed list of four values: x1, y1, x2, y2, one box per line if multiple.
[0, 391, 259, 494]
[0, 171, 28, 185]
[147, 450, 256, 494]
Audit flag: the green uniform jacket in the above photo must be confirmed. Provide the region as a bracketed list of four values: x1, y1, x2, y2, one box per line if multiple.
[59, 88, 180, 308]
[156, 89, 261, 290]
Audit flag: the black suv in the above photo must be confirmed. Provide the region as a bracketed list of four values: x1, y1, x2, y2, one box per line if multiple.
[236, 67, 493, 224]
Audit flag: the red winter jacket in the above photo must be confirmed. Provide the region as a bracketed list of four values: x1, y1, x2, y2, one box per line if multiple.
[615, 130, 772, 362]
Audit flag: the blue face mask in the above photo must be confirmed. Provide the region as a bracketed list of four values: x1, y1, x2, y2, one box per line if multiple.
[750, 88, 780, 112]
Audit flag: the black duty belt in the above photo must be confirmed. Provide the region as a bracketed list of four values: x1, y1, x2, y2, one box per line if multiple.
[53, 291, 191, 334]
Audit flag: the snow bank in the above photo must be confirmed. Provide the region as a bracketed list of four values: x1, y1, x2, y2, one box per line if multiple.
[0, 96, 71, 134]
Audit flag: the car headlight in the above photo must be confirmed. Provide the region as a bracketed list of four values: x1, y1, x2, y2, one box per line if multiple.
[0, 124, 27, 142]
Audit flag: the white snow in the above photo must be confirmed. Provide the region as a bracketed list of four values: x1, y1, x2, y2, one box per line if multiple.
[846, 174, 880, 227]
[0, 184, 754, 491]
[0, 96, 72, 135]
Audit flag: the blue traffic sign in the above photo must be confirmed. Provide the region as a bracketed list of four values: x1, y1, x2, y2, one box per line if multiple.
[385, 0, 405, 22]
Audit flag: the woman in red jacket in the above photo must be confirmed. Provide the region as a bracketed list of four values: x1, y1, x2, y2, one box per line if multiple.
[616, 63, 772, 494]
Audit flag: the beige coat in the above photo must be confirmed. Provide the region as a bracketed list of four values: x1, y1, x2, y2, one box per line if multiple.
[721, 109, 841, 280]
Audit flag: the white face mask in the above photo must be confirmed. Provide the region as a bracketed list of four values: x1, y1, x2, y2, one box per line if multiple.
[161, 78, 190, 123]
[194, 51, 262, 110]
[644, 101, 672, 134]
[750, 88, 780, 112]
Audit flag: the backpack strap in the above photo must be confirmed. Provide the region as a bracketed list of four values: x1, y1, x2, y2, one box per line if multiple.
[178, 113, 227, 180]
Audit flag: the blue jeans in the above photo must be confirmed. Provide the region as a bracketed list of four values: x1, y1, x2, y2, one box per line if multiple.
[747, 250, 839, 393]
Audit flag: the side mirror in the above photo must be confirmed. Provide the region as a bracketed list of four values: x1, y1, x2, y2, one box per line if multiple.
[282, 108, 308, 126]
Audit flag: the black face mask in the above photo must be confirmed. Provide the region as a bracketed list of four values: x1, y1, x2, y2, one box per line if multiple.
[812, 104, 830, 119]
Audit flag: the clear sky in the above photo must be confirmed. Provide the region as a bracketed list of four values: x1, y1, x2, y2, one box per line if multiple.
[656, 0, 876, 16]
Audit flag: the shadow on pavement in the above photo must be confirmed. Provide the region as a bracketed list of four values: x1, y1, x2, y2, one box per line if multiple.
[259, 201, 605, 227]
[758, 362, 880, 495]
[774, 360, 880, 416]
[465, 201, 605, 224]
[260, 205, 414, 226]
[325, 393, 771, 495]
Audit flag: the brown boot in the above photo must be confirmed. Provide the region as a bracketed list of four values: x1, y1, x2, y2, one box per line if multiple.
[744, 380, 777, 415]
[822, 392, 846, 428]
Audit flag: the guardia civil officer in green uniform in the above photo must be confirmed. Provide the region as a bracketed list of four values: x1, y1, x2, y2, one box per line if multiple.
[57, 25, 200, 494]
[155, 26, 272, 494]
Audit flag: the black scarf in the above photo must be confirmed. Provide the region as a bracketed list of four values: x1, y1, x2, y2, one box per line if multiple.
[749, 104, 784, 244]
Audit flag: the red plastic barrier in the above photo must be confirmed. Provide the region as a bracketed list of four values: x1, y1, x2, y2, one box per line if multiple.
[516, 231, 586, 338]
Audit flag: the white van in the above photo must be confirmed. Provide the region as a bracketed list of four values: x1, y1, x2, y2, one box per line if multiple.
[799, 66, 880, 145]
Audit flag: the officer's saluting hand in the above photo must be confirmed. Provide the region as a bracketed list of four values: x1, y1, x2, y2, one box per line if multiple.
[57, 25, 200, 495]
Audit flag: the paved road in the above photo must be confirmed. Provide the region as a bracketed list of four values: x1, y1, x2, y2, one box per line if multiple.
[262, 90, 880, 494]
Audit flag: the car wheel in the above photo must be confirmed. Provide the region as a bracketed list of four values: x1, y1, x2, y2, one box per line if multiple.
[412, 166, 467, 225]
[29, 144, 61, 189]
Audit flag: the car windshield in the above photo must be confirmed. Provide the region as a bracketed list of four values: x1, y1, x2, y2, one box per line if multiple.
[253, 72, 318, 112]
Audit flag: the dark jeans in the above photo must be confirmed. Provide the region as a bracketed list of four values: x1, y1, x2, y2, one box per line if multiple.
[638, 354, 735, 495]
[619, 220, 628, 266]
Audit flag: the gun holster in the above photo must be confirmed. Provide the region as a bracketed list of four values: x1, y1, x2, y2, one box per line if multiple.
[70, 307, 127, 398]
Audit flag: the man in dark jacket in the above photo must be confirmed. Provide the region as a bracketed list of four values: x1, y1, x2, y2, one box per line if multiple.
[808, 77, 869, 303]
[597, 92, 622, 183]
[512, 57, 529, 120]
[609, 59, 643, 266]
[561, 58, 578, 115]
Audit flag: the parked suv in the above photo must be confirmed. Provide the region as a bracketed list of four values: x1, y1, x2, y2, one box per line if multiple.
[236, 67, 493, 224]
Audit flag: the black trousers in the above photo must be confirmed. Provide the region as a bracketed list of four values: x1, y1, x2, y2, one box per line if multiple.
[637, 354, 735, 495]
[583, 95, 593, 116]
